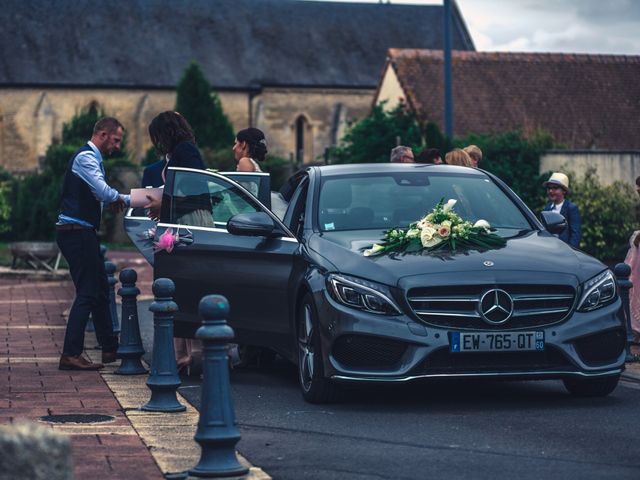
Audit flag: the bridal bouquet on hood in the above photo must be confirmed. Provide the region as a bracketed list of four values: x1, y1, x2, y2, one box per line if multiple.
[363, 199, 506, 257]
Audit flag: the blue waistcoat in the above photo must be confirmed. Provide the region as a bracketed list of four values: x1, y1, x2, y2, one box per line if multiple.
[59, 144, 102, 229]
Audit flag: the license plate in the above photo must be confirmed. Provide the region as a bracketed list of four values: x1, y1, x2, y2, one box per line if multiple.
[449, 331, 545, 353]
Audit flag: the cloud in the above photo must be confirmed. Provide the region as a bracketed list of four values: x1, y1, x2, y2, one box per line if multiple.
[457, 0, 640, 54]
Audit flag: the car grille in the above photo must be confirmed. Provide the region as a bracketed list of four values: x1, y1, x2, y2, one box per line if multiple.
[416, 346, 574, 374]
[332, 334, 407, 370]
[407, 284, 575, 330]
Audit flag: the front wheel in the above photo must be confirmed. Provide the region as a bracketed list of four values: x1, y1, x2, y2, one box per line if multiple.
[297, 293, 339, 403]
[563, 374, 620, 397]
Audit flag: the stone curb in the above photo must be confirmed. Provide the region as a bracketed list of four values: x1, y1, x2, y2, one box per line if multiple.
[85, 344, 270, 480]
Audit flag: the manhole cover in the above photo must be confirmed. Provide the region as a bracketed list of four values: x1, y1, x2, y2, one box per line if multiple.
[39, 414, 115, 424]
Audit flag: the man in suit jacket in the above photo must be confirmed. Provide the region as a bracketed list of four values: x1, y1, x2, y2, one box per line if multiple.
[542, 172, 581, 248]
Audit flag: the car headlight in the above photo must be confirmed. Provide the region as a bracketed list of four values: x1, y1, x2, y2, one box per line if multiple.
[327, 274, 402, 315]
[577, 270, 617, 312]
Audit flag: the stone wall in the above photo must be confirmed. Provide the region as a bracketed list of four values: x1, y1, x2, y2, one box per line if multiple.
[252, 87, 374, 164]
[0, 86, 374, 173]
[540, 151, 640, 186]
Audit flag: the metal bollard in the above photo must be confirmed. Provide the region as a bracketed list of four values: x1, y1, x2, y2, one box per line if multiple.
[142, 278, 185, 412]
[114, 269, 147, 375]
[105, 261, 121, 335]
[189, 295, 248, 478]
[614, 263, 634, 362]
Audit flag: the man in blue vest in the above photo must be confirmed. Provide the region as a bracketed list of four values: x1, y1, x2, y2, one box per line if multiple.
[56, 117, 130, 370]
[542, 172, 582, 248]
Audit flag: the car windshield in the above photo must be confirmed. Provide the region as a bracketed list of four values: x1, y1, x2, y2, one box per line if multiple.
[317, 172, 532, 232]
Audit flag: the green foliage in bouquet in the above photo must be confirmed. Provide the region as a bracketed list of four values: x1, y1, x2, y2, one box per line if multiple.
[363, 199, 506, 256]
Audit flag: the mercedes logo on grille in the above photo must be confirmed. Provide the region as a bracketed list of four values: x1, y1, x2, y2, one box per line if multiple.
[479, 289, 514, 325]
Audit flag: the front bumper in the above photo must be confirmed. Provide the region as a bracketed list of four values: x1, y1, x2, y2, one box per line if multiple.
[314, 290, 625, 383]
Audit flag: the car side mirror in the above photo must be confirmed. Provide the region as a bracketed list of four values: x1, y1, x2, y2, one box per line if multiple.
[540, 211, 567, 234]
[227, 212, 277, 237]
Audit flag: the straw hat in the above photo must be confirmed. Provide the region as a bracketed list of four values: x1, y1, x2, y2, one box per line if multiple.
[543, 172, 570, 193]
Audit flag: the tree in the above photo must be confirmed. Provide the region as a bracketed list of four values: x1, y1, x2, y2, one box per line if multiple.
[175, 61, 235, 151]
[331, 103, 423, 164]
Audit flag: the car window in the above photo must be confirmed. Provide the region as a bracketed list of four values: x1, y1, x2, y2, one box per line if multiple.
[317, 172, 531, 232]
[170, 171, 260, 227]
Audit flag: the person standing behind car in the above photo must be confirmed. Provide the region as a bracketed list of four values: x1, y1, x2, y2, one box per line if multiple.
[144, 111, 205, 219]
[542, 172, 581, 248]
[416, 148, 442, 164]
[233, 127, 266, 173]
[390, 145, 414, 163]
[56, 117, 129, 371]
[145, 111, 206, 375]
[233, 127, 266, 199]
[445, 148, 473, 167]
[463, 144, 482, 167]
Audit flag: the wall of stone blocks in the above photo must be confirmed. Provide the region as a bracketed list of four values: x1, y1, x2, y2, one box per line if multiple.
[252, 87, 374, 164]
[0, 86, 373, 173]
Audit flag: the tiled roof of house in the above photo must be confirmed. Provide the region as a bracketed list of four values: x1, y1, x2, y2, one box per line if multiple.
[387, 49, 640, 150]
[0, 0, 474, 89]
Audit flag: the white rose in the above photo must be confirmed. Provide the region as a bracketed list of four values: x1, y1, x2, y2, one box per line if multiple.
[473, 219, 491, 231]
[443, 199, 457, 212]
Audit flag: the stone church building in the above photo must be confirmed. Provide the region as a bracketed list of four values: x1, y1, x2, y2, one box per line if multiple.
[0, 0, 474, 173]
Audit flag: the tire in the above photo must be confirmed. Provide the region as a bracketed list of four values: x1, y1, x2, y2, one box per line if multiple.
[563, 374, 620, 397]
[297, 293, 339, 403]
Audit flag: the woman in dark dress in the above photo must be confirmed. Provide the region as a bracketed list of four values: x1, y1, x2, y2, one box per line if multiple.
[145, 111, 208, 375]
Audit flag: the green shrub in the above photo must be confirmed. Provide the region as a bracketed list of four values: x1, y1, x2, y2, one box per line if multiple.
[568, 169, 637, 261]
[0, 167, 14, 236]
[455, 130, 555, 211]
[331, 103, 423, 164]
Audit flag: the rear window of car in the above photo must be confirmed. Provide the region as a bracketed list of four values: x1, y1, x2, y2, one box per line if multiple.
[317, 172, 531, 232]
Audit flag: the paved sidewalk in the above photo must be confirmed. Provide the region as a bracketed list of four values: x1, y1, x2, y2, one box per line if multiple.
[1, 251, 268, 479]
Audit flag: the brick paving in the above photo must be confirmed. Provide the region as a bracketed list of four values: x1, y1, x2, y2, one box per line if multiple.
[1, 251, 161, 479]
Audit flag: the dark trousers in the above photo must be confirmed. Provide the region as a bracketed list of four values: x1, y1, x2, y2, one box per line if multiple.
[56, 228, 118, 356]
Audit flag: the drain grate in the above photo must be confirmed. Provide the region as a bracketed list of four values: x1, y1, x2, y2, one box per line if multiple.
[39, 414, 115, 424]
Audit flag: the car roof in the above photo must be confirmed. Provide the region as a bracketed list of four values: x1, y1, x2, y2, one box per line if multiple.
[310, 163, 488, 178]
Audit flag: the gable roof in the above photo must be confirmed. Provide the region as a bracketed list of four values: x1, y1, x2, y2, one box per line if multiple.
[386, 49, 640, 150]
[0, 0, 474, 90]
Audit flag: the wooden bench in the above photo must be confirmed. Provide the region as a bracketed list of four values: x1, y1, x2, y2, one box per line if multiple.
[10, 242, 62, 272]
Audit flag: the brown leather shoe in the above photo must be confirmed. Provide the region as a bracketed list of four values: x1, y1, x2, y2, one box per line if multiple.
[59, 354, 104, 371]
[101, 351, 118, 364]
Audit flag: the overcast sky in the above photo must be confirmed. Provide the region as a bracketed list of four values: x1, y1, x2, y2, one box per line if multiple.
[311, 0, 640, 55]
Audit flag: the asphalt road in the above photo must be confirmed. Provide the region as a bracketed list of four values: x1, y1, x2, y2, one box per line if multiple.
[136, 301, 640, 480]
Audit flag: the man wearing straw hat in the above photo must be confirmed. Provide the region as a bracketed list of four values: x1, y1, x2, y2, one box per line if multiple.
[542, 172, 582, 248]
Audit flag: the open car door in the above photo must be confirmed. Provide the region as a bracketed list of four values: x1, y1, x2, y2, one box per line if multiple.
[124, 167, 298, 354]
[123, 169, 272, 266]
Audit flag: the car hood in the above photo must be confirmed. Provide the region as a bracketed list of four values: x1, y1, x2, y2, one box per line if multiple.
[308, 229, 606, 287]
